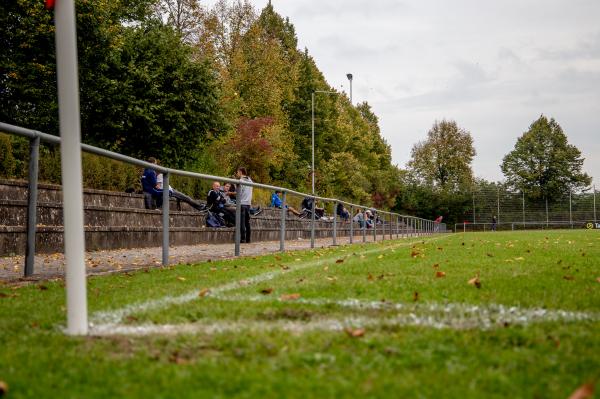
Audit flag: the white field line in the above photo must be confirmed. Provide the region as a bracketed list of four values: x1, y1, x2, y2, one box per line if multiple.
[89, 294, 600, 337]
[89, 235, 450, 328]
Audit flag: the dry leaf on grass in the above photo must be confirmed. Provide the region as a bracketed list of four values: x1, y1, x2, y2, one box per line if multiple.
[568, 383, 595, 399]
[345, 328, 365, 338]
[563, 275, 575, 281]
[410, 251, 420, 258]
[468, 276, 482, 289]
[280, 293, 301, 301]
[260, 288, 274, 295]
[377, 255, 384, 259]
[198, 288, 210, 297]
[367, 273, 374, 281]
[326, 276, 337, 281]
[336, 259, 344, 264]
[432, 263, 440, 269]
[435, 271, 446, 278]
[0, 380, 8, 396]
[177, 276, 186, 281]
[596, 277, 600, 283]
[413, 291, 419, 302]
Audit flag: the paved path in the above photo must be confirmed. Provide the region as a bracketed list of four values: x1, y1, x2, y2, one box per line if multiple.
[0, 234, 414, 282]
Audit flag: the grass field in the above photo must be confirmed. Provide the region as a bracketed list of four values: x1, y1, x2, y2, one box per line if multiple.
[1, 230, 599, 398]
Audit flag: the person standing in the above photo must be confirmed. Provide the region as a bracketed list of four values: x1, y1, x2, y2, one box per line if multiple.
[141, 157, 162, 209]
[236, 167, 253, 243]
[491, 215, 497, 231]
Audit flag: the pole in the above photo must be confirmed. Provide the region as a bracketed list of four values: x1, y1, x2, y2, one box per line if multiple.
[569, 191, 573, 228]
[55, 0, 87, 335]
[373, 213, 377, 242]
[310, 197, 316, 248]
[349, 205, 354, 244]
[162, 172, 169, 265]
[25, 136, 40, 277]
[472, 191, 476, 224]
[362, 208, 366, 243]
[279, 192, 286, 252]
[522, 191, 525, 228]
[235, 186, 241, 256]
[497, 187, 500, 224]
[332, 201, 337, 246]
[594, 185, 597, 222]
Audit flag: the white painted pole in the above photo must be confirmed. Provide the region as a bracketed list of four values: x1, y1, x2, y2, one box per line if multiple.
[55, 0, 88, 335]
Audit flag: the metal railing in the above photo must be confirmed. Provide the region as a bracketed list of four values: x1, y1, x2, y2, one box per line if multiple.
[0, 121, 447, 277]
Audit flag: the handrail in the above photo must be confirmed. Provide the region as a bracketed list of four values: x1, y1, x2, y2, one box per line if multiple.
[0, 121, 447, 276]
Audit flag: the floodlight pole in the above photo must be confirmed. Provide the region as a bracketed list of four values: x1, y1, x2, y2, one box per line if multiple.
[594, 185, 597, 222]
[55, 0, 88, 335]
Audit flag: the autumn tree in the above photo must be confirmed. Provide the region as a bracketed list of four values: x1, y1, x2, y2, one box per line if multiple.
[501, 115, 591, 201]
[408, 120, 476, 191]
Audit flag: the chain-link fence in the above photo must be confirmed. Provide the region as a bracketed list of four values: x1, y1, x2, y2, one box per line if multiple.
[455, 185, 598, 231]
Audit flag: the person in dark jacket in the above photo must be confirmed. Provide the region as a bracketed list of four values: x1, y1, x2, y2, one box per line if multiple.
[141, 157, 163, 209]
[207, 181, 235, 226]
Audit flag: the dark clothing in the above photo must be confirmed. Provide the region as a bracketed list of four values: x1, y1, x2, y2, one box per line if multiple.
[141, 168, 162, 209]
[240, 205, 251, 243]
[301, 197, 313, 211]
[207, 189, 226, 213]
[336, 203, 349, 221]
[171, 189, 204, 211]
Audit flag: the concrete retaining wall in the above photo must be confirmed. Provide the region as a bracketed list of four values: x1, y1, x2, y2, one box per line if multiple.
[0, 179, 386, 255]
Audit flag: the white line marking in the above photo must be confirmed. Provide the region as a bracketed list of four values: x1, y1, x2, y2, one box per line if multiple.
[89, 236, 450, 327]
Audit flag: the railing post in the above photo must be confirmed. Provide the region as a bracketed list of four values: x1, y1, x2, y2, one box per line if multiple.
[349, 205, 354, 244]
[25, 136, 40, 277]
[310, 196, 316, 248]
[279, 191, 286, 252]
[235, 184, 241, 256]
[332, 201, 337, 246]
[396, 215, 399, 239]
[162, 172, 169, 266]
[373, 213, 377, 242]
[362, 208, 366, 243]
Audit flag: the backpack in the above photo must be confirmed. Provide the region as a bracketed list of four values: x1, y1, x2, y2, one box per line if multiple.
[206, 211, 225, 228]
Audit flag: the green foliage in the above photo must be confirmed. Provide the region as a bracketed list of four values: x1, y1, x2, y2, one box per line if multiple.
[0, 134, 16, 178]
[501, 115, 592, 201]
[408, 120, 476, 191]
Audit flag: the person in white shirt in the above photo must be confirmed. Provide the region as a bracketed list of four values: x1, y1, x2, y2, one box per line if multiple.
[236, 167, 253, 243]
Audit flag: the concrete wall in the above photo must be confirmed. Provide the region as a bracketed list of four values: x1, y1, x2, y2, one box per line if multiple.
[0, 179, 390, 255]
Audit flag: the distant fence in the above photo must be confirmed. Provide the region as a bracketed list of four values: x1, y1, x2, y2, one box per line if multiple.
[463, 186, 597, 229]
[455, 221, 598, 232]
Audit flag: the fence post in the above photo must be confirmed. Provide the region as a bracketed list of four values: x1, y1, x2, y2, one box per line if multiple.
[279, 191, 286, 252]
[594, 185, 597, 222]
[349, 205, 354, 244]
[25, 136, 40, 277]
[472, 191, 476, 224]
[373, 213, 377, 242]
[545, 197, 549, 228]
[497, 187, 500, 224]
[235, 185, 241, 256]
[569, 191, 573, 228]
[162, 172, 169, 266]
[362, 208, 366, 243]
[310, 197, 316, 248]
[332, 201, 337, 246]
[522, 191, 525, 228]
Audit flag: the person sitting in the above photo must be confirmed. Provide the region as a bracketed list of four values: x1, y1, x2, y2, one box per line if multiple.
[336, 203, 350, 221]
[301, 196, 325, 219]
[207, 181, 235, 226]
[353, 209, 365, 228]
[156, 172, 205, 212]
[270, 190, 302, 217]
[365, 210, 374, 229]
[141, 157, 163, 209]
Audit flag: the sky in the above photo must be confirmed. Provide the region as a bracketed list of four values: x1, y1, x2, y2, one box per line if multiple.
[208, 0, 600, 185]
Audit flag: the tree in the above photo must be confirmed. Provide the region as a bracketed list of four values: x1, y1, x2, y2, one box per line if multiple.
[501, 115, 591, 201]
[408, 120, 476, 191]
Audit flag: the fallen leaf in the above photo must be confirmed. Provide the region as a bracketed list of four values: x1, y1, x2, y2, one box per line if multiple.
[177, 276, 186, 281]
[432, 263, 439, 269]
[468, 276, 481, 289]
[336, 259, 344, 264]
[435, 271, 446, 278]
[0, 380, 8, 396]
[412, 291, 419, 302]
[377, 254, 384, 259]
[275, 256, 282, 261]
[323, 266, 329, 271]
[360, 255, 366, 259]
[410, 250, 420, 258]
[367, 273, 374, 281]
[568, 383, 595, 399]
[596, 277, 600, 283]
[486, 253, 494, 258]
[280, 293, 301, 301]
[198, 288, 210, 297]
[326, 276, 337, 281]
[345, 328, 365, 338]
[295, 258, 301, 261]
[563, 275, 575, 281]
[514, 257, 525, 261]
[260, 288, 274, 295]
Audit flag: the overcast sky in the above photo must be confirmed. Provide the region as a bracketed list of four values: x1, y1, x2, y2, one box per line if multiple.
[209, 0, 600, 185]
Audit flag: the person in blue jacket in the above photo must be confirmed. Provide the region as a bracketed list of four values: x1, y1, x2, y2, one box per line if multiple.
[271, 190, 302, 216]
[141, 157, 163, 209]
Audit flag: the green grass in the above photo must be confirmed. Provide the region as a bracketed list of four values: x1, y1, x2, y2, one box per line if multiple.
[1, 230, 599, 398]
